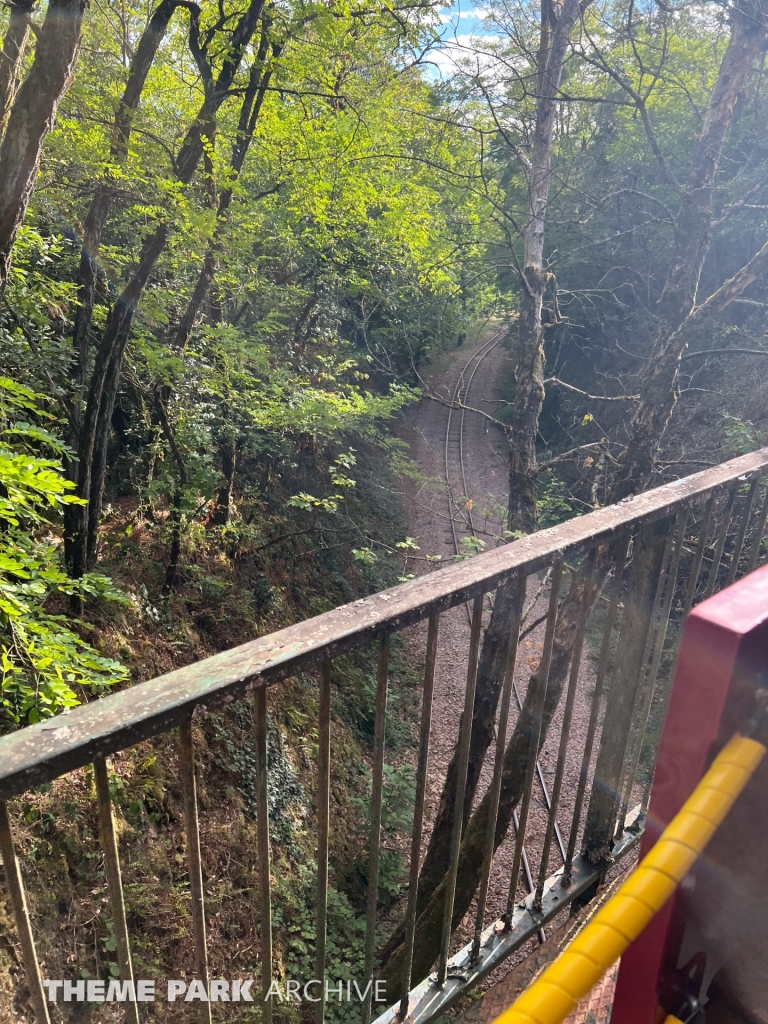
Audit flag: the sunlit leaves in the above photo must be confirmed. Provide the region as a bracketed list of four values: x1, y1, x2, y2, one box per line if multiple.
[0, 381, 127, 727]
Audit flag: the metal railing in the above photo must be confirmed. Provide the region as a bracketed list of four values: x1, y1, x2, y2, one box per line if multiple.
[2, 448, 768, 1024]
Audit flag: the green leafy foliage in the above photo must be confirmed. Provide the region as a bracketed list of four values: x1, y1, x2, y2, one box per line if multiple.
[536, 472, 576, 529]
[452, 534, 487, 561]
[723, 414, 766, 458]
[0, 380, 127, 726]
[350, 763, 416, 900]
[272, 863, 367, 1024]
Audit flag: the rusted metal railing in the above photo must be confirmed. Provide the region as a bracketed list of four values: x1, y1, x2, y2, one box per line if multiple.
[1, 449, 768, 1024]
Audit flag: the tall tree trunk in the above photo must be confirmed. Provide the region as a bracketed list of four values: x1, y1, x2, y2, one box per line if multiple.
[0, 0, 36, 140]
[211, 438, 237, 526]
[382, 0, 768, 988]
[69, 0, 191, 413]
[66, 0, 266, 576]
[154, 392, 188, 592]
[64, 0, 203, 568]
[383, 0, 590, 966]
[168, 31, 276, 353]
[72, 221, 169, 574]
[0, 0, 85, 300]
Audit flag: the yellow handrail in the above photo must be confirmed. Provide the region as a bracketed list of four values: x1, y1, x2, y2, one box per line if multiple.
[492, 733, 766, 1024]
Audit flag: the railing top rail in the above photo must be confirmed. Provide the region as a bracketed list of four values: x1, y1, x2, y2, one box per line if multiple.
[0, 447, 766, 801]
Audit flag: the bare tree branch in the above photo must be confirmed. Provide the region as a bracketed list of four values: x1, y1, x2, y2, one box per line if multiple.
[544, 377, 640, 400]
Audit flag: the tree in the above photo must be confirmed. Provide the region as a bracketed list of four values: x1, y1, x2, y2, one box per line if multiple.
[380, 0, 596, 980]
[0, 0, 86, 298]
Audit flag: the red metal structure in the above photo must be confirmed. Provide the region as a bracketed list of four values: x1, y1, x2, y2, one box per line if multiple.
[612, 563, 768, 1024]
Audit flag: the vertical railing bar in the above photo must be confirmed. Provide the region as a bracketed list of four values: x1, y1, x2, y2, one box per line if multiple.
[0, 801, 51, 1024]
[437, 594, 484, 986]
[178, 717, 212, 1024]
[93, 756, 141, 1024]
[512, 812, 544, 942]
[471, 581, 524, 960]
[508, 566, 566, 864]
[745, 480, 768, 575]
[505, 560, 563, 922]
[363, 635, 389, 1024]
[533, 549, 597, 910]
[399, 615, 439, 1020]
[616, 510, 689, 836]
[703, 486, 738, 599]
[636, 493, 719, 819]
[512, 676, 567, 863]
[608, 517, 677, 840]
[316, 662, 332, 1024]
[645, 511, 690, 701]
[681, 495, 714, 620]
[563, 533, 631, 883]
[255, 688, 273, 1024]
[728, 477, 759, 585]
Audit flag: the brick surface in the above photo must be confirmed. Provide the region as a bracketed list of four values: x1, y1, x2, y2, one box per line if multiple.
[449, 960, 618, 1024]
[563, 963, 617, 1024]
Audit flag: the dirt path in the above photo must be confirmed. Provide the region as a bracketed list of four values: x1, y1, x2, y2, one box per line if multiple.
[393, 334, 605, 994]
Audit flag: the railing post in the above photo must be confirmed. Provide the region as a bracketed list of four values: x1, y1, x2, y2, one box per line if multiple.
[255, 687, 273, 1024]
[437, 594, 483, 985]
[616, 511, 689, 834]
[399, 614, 439, 1020]
[728, 477, 759, 584]
[315, 662, 332, 1024]
[471, 582, 524, 959]
[680, 495, 714, 619]
[534, 549, 597, 909]
[582, 516, 674, 864]
[703, 486, 737, 599]
[93, 757, 141, 1024]
[564, 533, 631, 883]
[178, 716, 212, 1024]
[363, 635, 389, 1024]
[0, 801, 50, 1024]
[745, 481, 768, 574]
[505, 561, 563, 920]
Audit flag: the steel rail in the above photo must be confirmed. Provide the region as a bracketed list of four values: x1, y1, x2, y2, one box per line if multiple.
[438, 595, 484, 985]
[457, 338, 503, 542]
[448, 335, 569, 872]
[93, 756, 141, 1024]
[1, 449, 768, 801]
[442, 333, 551, 922]
[178, 718, 211, 1024]
[444, 333, 503, 562]
[255, 688, 273, 1024]
[399, 615, 439, 1019]
[506, 563, 563, 917]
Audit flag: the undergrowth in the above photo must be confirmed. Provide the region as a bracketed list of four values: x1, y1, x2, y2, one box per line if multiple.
[0, 442, 424, 1022]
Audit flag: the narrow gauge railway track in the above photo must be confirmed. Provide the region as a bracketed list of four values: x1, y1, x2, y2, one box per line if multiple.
[443, 332, 503, 557]
[442, 333, 566, 931]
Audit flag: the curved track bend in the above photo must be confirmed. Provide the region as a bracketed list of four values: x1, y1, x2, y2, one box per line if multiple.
[441, 333, 566, 919]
